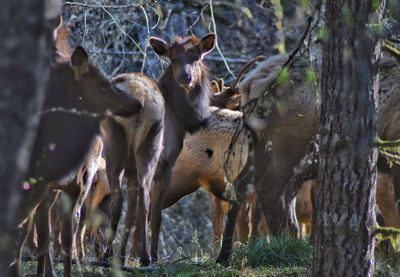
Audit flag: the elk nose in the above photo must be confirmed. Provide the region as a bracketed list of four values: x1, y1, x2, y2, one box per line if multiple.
[180, 72, 192, 84]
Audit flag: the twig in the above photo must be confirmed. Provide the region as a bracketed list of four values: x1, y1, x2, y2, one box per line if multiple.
[284, 139, 319, 201]
[242, 0, 322, 116]
[91, 0, 147, 60]
[64, 1, 144, 9]
[186, 4, 210, 35]
[86, 49, 250, 63]
[209, 0, 235, 79]
[41, 107, 105, 118]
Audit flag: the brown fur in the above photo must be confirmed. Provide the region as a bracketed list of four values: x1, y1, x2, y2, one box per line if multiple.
[79, 158, 111, 259]
[163, 107, 248, 208]
[101, 33, 216, 265]
[100, 73, 164, 266]
[148, 33, 215, 263]
[49, 136, 103, 276]
[11, 23, 141, 276]
[217, 53, 400, 262]
[210, 56, 265, 111]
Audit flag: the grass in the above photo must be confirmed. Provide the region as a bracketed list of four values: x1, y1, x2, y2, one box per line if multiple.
[230, 235, 313, 269]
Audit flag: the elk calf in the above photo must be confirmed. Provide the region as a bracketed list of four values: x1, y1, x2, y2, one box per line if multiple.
[101, 73, 164, 266]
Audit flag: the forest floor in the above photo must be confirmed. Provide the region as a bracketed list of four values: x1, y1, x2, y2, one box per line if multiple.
[21, 235, 400, 277]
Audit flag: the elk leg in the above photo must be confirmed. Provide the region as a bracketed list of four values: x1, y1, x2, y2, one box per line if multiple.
[250, 197, 263, 240]
[8, 182, 51, 276]
[59, 191, 78, 277]
[119, 175, 138, 265]
[36, 193, 57, 277]
[209, 194, 225, 243]
[257, 179, 299, 236]
[216, 147, 255, 264]
[136, 181, 151, 266]
[93, 195, 111, 260]
[75, 204, 87, 259]
[150, 166, 172, 262]
[72, 163, 99, 260]
[216, 200, 241, 264]
[50, 200, 62, 259]
[104, 185, 123, 261]
[138, 123, 163, 265]
[101, 118, 127, 261]
[236, 202, 250, 244]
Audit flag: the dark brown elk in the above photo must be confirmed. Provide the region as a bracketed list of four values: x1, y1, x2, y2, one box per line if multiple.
[9, 23, 142, 276]
[100, 33, 216, 265]
[217, 53, 400, 262]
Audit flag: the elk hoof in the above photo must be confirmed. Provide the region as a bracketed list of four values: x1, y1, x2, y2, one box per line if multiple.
[119, 255, 126, 266]
[103, 248, 113, 261]
[216, 252, 230, 266]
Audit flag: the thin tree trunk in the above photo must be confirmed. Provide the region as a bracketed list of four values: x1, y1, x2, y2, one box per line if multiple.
[0, 0, 59, 269]
[312, 1, 384, 276]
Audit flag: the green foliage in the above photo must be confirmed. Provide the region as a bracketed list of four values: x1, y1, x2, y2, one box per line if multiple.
[230, 236, 313, 269]
[383, 41, 400, 63]
[370, 0, 380, 11]
[300, 0, 309, 9]
[317, 25, 329, 42]
[276, 68, 289, 86]
[341, 5, 354, 27]
[305, 67, 316, 85]
[377, 138, 400, 166]
[374, 226, 400, 252]
[367, 23, 385, 36]
[375, 251, 400, 277]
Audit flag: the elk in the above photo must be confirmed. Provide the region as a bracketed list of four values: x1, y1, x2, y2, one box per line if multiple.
[100, 72, 165, 266]
[291, 173, 400, 238]
[210, 56, 265, 111]
[217, 52, 400, 262]
[9, 22, 142, 276]
[161, 57, 266, 244]
[74, 158, 111, 260]
[100, 33, 216, 265]
[50, 136, 103, 276]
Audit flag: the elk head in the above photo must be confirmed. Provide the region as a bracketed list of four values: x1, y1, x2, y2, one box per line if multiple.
[149, 33, 216, 90]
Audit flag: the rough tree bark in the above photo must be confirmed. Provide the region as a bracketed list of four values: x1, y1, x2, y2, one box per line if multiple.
[312, 0, 384, 276]
[0, 0, 59, 270]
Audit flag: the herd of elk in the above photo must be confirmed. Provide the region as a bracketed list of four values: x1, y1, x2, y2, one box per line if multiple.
[10, 13, 400, 277]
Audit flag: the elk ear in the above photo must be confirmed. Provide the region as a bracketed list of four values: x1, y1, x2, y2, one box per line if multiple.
[71, 46, 89, 79]
[199, 33, 216, 59]
[150, 36, 170, 59]
[210, 80, 220, 93]
[52, 14, 63, 41]
[217, 78, 224, 91]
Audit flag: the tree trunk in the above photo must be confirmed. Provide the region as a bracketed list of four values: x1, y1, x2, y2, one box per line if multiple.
[0, 0, 58, 269]
[312, 1, 384, 276]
